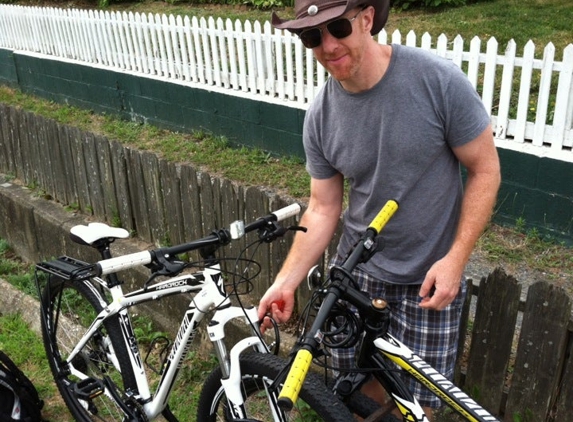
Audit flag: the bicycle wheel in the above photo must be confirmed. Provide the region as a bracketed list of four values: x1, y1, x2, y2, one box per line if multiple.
[196, 352, 354, 422]
[41, 276, 141, 421]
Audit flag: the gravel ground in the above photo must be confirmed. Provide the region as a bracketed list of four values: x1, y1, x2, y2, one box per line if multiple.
[465, 250, 573, 302]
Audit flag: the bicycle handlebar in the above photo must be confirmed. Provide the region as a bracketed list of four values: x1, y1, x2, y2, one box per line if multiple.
[367, 199, 398, 234]
[96, 203, 301, 277]
[277, 199, 398, 411]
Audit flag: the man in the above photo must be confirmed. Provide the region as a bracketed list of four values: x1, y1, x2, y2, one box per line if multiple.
[258, 0, 501, 419]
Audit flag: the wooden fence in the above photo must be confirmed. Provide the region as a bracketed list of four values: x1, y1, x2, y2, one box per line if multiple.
[0, 4, 572, 160]
[0, 104, 572, 421]
[458, 269, 572, 422]
[0, 103, 298, 295]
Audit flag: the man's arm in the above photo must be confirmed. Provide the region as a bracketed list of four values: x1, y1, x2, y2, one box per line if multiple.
[258, 173, 344, 328]
[419, 125, 501, 310]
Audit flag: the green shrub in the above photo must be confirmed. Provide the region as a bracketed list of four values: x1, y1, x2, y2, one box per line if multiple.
[243, 0, 284, 10]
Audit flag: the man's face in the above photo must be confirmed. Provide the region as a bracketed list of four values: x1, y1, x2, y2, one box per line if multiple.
[301, 7, 372, 82]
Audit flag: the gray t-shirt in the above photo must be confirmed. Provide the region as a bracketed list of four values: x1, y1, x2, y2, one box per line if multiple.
[303, 44, 491, 285]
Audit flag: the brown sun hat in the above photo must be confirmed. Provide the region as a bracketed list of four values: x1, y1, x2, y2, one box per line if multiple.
[272, 0, 390, 35]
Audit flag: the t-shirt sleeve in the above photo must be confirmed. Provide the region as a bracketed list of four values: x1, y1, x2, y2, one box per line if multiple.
[443, 63, 491, 148]
[303, 102, 339, 180]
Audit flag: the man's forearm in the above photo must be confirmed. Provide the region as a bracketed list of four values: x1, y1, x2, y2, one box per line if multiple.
[273, 206, 340, 290]
[449, 167, 501, 266]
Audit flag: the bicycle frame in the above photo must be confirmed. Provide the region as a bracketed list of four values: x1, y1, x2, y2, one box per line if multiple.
[60, 263, 267, 420]
[371, 334, 499, 422]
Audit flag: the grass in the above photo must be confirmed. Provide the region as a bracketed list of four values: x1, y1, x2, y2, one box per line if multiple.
[0, 239, 38, 297]
[0, 313, 71, 421]
[386, 0, 572, 57]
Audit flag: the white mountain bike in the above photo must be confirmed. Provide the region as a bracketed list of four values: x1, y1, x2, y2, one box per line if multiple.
[35, 204, 355, 422]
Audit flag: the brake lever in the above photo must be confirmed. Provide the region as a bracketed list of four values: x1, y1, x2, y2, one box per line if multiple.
[258, 225, 307, 243]
[144, 251, 187, 289]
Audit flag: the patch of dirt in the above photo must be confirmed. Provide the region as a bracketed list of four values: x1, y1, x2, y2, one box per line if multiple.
[466, 224, 573, 299]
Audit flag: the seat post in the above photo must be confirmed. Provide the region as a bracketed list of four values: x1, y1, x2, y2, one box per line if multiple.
[93, 239, 122, 287]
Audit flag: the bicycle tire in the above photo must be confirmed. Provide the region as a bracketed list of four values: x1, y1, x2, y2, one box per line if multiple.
[41, 276, 140, 421]
[196, 352, 354, 422]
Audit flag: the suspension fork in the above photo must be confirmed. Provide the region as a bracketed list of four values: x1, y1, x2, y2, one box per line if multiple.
[207, 305, 270, 419]
[208, 305, 264, 377]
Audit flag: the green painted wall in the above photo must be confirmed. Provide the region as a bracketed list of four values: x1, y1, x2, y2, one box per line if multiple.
[1, 49, 572, 242]
[9, 51, 306, 158]
[0, 49, 17, 87]
[495, 149, 573, 240]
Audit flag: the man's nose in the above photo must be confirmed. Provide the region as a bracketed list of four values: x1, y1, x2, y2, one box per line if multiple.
[318, 30, 340, 52]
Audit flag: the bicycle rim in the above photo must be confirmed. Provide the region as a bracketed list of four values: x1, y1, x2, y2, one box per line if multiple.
[196, 353, 354, 422]
[41, 276, 139, 421]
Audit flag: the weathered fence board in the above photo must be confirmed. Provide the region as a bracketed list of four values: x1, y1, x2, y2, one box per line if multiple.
[125, 146, 152, 242]
[37, 115, 54, 198]
[11, 110, 24, 184]
[553, 344, 573, 420]
[109, 139, 133, 232]
[68, 126, 91, 212]
[56, 123, 74, 206]
[45, 118, 64, 203]
[95, 134, 118, 223]
[160, 160, 185, 247]
[464, 268, 521, 414]
[220, 178, 241, 260]
[269, 194, 293, 283]
[29, 112, 44, 188]
[140, 150, 166, 244]
[199, 171, 217, 235]
[82, 131, 106, 218]
[0, 105, 10, 174]
[14, 110, 30, 186]
[179, 163, 202, 253]
[454, 277, 473, 387]
[504, 281, 572, 421]
[244, 185, 272, 300]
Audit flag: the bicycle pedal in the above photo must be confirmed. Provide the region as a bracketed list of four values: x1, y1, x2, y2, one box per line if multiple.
[73, 377, 105, 400]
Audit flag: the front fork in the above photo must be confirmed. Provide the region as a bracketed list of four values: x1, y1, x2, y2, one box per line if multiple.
[208, 305, 273, 419]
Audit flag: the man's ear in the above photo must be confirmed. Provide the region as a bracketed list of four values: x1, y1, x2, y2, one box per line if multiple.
[362, 6, 375, 34]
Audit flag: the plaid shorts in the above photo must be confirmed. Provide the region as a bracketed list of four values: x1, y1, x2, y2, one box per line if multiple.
[329, 256, 467, 409]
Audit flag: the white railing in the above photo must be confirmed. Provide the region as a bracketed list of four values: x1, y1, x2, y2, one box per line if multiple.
[0, 4, 572, 160]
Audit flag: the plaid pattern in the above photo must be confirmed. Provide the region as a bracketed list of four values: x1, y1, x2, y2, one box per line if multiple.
[328, 256, 467, 409]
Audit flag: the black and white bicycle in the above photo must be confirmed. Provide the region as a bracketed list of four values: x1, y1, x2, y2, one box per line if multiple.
[35, 204, 355, 422]
[275, 200, 501, 422]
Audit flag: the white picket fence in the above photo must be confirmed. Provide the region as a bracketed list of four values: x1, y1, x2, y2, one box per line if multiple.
[0, 4, 572, 160]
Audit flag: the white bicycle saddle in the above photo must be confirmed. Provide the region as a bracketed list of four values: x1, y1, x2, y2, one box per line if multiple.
[70, 223, 129, 245]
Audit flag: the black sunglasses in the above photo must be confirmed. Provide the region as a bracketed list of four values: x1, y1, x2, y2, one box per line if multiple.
[299, 8, 365, 49]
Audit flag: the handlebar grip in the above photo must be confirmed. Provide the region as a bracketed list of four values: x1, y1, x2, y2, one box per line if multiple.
[277, 349, 313, 411]
[272, 203, 301, 222]
[97, 251, 152, 276]
[368, 200, 399, 234]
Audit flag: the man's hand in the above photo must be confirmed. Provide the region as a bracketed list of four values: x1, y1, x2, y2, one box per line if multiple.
[257, 284, 296, 333]
[418, 255, 464, 311]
